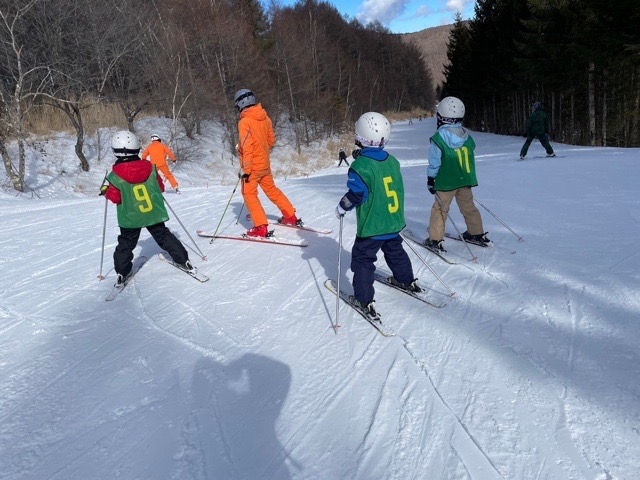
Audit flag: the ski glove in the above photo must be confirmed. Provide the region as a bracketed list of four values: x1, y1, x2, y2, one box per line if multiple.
[238, 169, 250, 182]
[335, 205, 346, 218]
[427, 176, 436, 195]
[99, 179, 109, 196]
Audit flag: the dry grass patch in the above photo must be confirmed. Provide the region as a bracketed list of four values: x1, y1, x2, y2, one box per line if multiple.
[24, 103, 126, 136]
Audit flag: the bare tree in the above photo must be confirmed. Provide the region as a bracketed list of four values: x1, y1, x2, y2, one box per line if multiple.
[0, 0, 49, 191]
[31, 0, 150, 171]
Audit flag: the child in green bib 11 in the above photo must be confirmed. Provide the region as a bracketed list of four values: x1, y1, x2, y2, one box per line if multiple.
[101, 130, 194, 286]
[425, 96, 488, 252]
[335, 112, 421, 320]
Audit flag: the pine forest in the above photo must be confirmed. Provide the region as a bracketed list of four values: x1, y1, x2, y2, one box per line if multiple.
[440, 0, 640, 148]
[1, 0, 639, 193]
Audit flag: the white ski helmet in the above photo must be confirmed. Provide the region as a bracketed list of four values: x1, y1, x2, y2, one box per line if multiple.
[354, 112, 391, 148]
[234, 88, 256, 111]
[150, 134, 161, 142]
[111, 130, 140, 157]
[436, 96, 465, 126]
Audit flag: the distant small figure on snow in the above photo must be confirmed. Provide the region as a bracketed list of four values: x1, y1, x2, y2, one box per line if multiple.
[520, 101, 555, 160]
[141, 134, 179, 193]
[337, 148, 349, 167]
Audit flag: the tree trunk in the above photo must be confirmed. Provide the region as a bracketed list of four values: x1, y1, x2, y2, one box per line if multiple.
[588, 61, 596, 146]
[550, 91, 555, 139]
[61, 102, 90, 172]
[633, 66, 639, 145]
[284, 58, 301, 154]
[0, 139, 24, 192]
[570, 91, 575, 144]
[602, 72, 607, 146]
[17, 138, 26, 191]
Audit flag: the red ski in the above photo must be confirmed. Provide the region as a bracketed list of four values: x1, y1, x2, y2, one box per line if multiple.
[196, 230, 308, 247]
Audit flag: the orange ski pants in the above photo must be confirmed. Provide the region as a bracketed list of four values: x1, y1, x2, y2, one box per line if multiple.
[155, 163, 178, 189]
[241, 169, 295, 226]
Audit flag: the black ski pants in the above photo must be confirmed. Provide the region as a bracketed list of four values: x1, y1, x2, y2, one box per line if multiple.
[114, 222, 188, 276]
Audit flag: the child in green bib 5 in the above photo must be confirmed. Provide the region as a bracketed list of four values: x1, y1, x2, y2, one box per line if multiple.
[335, 112, 421, 320]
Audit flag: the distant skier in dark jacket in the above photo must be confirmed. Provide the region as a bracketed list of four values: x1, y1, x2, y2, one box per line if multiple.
[520, 102, 555, 160]
[337, 149, 349, 167]
[101, 130, 194, 286]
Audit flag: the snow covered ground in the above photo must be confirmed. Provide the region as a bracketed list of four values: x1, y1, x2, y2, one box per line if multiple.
[1, 117, 638, 480]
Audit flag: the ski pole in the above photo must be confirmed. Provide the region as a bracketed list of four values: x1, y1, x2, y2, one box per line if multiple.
[236, 202, 245, 225]
[473, 197, 524, 242]
[435, 193, 477, 262]
[216, 130, 251, 234]
[163, 196, 207, 260]
[400, 232, 456, 297]
[98, 170, 109, 280]
[210, 176, 241, 244]
[98, 196, 108, 280]
[334, 215, 344, 333]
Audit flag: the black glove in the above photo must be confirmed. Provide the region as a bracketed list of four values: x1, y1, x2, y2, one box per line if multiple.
[238, 169, 250, 182]
[351, 149, 361, 159]
[427, 177, 436, 195]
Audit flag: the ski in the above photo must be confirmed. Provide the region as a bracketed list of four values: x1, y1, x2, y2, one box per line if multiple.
[444, 233, 516, 254]
[244, 213, 332, 234]
[324, 279, 394, 337]
[270, 221, 332, 234]
[373, 272, 447, 308]
[105, 256, 149, 301]
[157, 253, 209, 282]
[401, 230, 458, 265]
[196, 230, 308, 247]
[445, 232, 489, 248]
[520, 155, 565, 161]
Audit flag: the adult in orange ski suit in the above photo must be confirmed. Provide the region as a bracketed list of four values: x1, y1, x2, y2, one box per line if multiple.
[236, 93, 296, 231]
[141, 136, 179, 189]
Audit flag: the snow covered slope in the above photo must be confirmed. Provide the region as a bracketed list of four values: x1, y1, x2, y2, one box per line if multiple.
[1, 118, 638, 479]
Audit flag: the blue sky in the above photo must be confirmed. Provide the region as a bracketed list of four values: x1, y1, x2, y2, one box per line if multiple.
[270, 0, 476, 34]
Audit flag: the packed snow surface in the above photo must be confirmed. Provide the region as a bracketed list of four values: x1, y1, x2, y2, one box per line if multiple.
[1, 117, 638, 479]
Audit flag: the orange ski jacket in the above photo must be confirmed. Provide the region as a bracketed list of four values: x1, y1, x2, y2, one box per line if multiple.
[237, 104, 275, 176]
[141, 141, 176, 167]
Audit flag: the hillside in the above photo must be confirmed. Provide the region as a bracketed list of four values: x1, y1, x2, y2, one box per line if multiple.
[401, 24, 456, 92]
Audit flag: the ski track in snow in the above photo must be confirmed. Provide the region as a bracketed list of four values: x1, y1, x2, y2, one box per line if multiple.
[396, 336, 506, 479]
